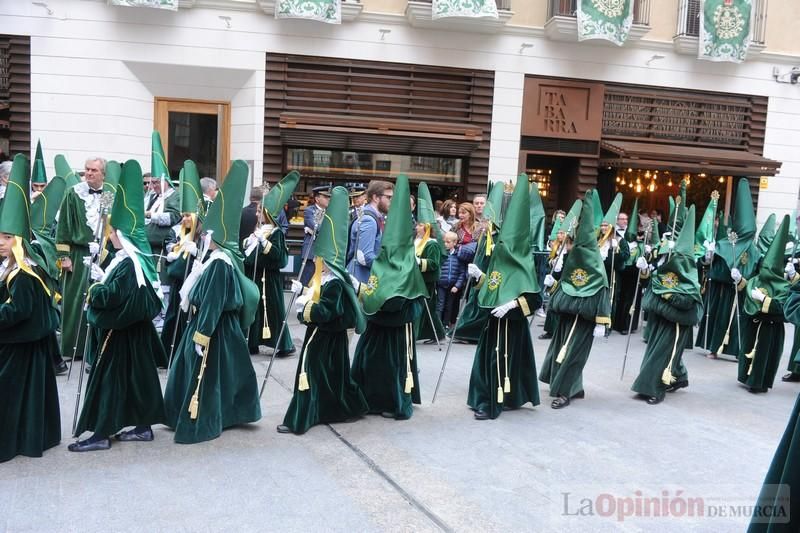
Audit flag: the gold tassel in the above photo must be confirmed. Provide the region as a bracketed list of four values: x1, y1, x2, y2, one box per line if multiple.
[497, 386, 504, 403]
[661, 323, 681, 385]
[298, 372, 309, 391]
[502, 319, 510, 393]
[263, 326, 271, 339]
[556, 315, 580, 364]
[504, 376, 511, 394]
[404, 323, 414, 394]
[261, 276, 271, 340]
[188, 343, 210, 420]
[188, 395, 199, 420]
[661, 367, 675, 386]
[405, 372, 413, 394]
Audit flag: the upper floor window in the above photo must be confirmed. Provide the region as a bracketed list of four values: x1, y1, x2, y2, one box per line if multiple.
[676, 0, 767, 45]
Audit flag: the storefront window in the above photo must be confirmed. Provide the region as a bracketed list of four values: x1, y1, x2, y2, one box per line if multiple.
[286, 148, 463, 184]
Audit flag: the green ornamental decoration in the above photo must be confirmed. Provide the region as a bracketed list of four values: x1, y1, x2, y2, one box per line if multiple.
[275, 0, 341, 24]
[577, 0, 635, 46]
[432, 0, 499, 19]
[699, 0, 753, 64]
[107, 0, 177, 10]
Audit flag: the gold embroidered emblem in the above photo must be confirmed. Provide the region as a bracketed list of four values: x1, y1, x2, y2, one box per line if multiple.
[487, 271, 502, 291]
[364, 275, 378, 296]
[592, 0, 625, 18]
[739, 251, 749, 266]
[570, 268, 590, 287]
[661, 272, 680, 290]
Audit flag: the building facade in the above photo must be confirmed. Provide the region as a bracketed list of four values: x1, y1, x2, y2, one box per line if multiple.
[2, 0, 799, 223]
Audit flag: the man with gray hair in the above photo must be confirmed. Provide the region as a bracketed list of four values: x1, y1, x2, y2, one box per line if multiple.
[0, 160, 12, 208]
[200, 177, 217, 212]
[56, 157, 113, 370]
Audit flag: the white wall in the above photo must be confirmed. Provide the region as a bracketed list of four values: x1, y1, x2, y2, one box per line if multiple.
[3, 0, 799, 223]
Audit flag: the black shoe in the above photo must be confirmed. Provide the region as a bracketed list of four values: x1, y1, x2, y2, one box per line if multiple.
[473, 410, 490, 420]
[275, 348, 297, 358]
[54, 361, 68, 375]
[782, 373, 800, 383]
[748, 387, 768, 394]
[571, 390, 585, 400]
[114, 427, 154, 442]
[538, 333, 553, 340]
[68, 438, 111, 452]
[85, 364, 92, 374]
[665, 380, 689, 393]
[620, 330, 629, 336]
[379, 411, 396, 419]
[551, 396, 570, 409]
[646, 396, 663, 405]
[423, 339, 437, 345]
[276, 425, 292, 434]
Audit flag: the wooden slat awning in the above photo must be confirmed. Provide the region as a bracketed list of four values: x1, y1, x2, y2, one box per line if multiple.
[279, 112, 482, 156]
[599, 140, 781, 176]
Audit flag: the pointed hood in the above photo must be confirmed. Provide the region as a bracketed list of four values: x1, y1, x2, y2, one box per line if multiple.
[415, 182, 442, 256]
[360, 174, 427, 315]
[559, 199, 608, 298]
[602, 192, 623, 226]
[586, 189, 603, 228]
[478, 175, 540, 308]
[204, 160, 249, 269]
[651, 205, 701, 303]
[624, 198, 639, 242]
[104, 160, 121, 193]
[561, 199, 583, 239]
[756, 213, 777, 254]
[109, 160, 159, 290]
[731, 178, 757, 241]
[694, 191, 720, 259]
[31, 175, 67, 234]
[314, 186, 366, 333]
[529, 179, 546, 252]
[54, 154, 81, 187]
[716, 178, 760, 276]
[262, 170, 299, 222]
[151, 130, 172, 185]
[180, 160, 205, 218]
[484, 180, 505, 227]
[745, 215, 791, 315]
[31, 140, 47, 184]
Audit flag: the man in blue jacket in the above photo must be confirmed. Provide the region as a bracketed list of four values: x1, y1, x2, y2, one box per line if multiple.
[299, 185, 330, 284]
[347, 180, 392, 283]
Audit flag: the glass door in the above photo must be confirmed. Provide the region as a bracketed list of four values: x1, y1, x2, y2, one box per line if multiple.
[154, 98, 230, 181]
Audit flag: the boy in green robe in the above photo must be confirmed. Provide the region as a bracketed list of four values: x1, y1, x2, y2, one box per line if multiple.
[70, 160, 167, 452]
[414, 182, 446, 344]
[539, 198, 611, 409]
[351, 174, 428, 420]
[739, 215, 791, 393]
[278, 186, 369, 434]
[465, 175, 542, 420]
[631, 206, 704, 404]
[0, 154, 61, 463]
[164, 160, 262, 444]
[243, 171, 298, 357]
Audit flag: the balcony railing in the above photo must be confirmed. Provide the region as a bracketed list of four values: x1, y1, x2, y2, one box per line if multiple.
[675, 0, 766, 45]
[547, 0, 651, 26]
[414, 0, 512, 10]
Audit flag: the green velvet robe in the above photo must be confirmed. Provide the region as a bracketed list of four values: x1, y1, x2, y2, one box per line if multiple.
[160, 251, 192, 365]
[784, 281, 800, 376]
[539, 287, 611, 398]
[631, 290, 703, 401]
[739, 296, 787, 391]
[467, 292, 542, 419]
[164, 256, 261, 444]
[0, 270, 61, 462]
[351, 297, 422, 419]
[244, 230, 294, 354]
[696, 255, 748, 357]
[415, 240, 446, 342]
[281, 278, 368, 434]
[748, 392, 800, 532]
[453, 234, 492, 343]
[75, 257, 166, 437]
[56, 183, 115, 363]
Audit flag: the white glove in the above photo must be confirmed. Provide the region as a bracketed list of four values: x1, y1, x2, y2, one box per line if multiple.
[636, 257, 648, 271]
[667, 240, 675, 250]
[295, 293, 310, 312]
[786, 261, 796, 278]
[194, 343, 204, 358]
[599, 245, 609, 260]
[183, 241, 198, 257]
[704, 240, 716, 253]
[349, 275, 361, 292]
[644, 244, 652, 255]
[166, 251, 179, 262]
[89, 263, 105, 281]
[304, 226, 314, 235]
[416, 256, 421, 266]
[627, 241, 636, 252]
[544, 274, 555, 288]
[467, 263, 483, 281]
[553, 256, 563, 273]
[88, 242, 100, 257]
[611, 239, 618, 250]
[290, 279, 304, 294]
[751, 288, 766, 302]
[593, 324, 606, 338]
[491, 300, 518, 318]
[356, 249, 366, 266]
[704, 249, 713, 262]
[731, 268, 742, 283]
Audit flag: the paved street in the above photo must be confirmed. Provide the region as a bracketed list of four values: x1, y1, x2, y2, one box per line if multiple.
[2, 310, 796, 532]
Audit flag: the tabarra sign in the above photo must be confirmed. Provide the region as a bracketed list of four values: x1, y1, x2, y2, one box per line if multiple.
[522, 77, 604, 142]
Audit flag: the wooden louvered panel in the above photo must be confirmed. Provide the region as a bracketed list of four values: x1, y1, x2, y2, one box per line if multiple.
[0, 35, 30, 157]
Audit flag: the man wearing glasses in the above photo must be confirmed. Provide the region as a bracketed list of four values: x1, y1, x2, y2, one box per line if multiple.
[348, 180, 393, 283]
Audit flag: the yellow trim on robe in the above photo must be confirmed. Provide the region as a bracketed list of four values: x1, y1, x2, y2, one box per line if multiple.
[261, 240, 273, 256]
[595, 316, 611, 325]
[193, 331, 211, 347]
[420, 259, 428, 273]
[516, 296, 531, 317]
[303, 300, 314, 323]
[762, 296, 772, 314]
[736, 277, 747, 291]
[474, 273, 485, 289]
[56, 243, 71, 253]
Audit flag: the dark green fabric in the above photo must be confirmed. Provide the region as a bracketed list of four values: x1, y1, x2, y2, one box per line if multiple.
[529, 180, 546, 252]
[745, 216, 790, 317]
[244, 229, 294, 353]
[716, 178, 760, 277]
[164, 257, 261, 444]
[151, 131, 171, 182]
[0, 154, 31, 238]
[204, 160, 249, 263]
[602, 192, 622, 226]
[478, 176, 540, 308]
[560, 199, 609, 298]
[30, 176, 66, 235]
[104, 160, 121, 191]
[76, 258, 166, 437]
[467, 292, 541, 419]
[784, 282, 800, 374]
[160, 251, 192, 364]
[31, 140, 47, 184]
[416, 240, 446, 342]
[351, 297, 422, 419]
[180, 160, 206, 217]
[757, 213, 777, 254]
[113, 160, 159, 287]
[0, 271, 61, 462]
[54, 154, 81, 188]
[651, 205, 702, 303]
[561, 199, 582, 239]
[695, 192, 720, 259]
[281, 278, 368, 434]
[453, 232, 492, 342]
[695, 260, 744, 357]
[587, 189, 603, 228]
[262, 170, 299, 220]
[484, 180, 505, 228]
[738, 312, 785, 391]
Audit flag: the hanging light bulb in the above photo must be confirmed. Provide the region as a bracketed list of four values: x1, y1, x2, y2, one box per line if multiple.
[616, 176, 621, 183]
[629, 182, 634, 189]
[636, 184, 642, 193]
[621, 177, 626, 185]
[667, 179, 673, 187]
[628, 168, 633, 173]
[644, 170, 651, 178]
[636, 177, 641, 185]
[718, 176, 725, 183]
[699, 173, 707, 178]
[648, 182, 655, 192]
